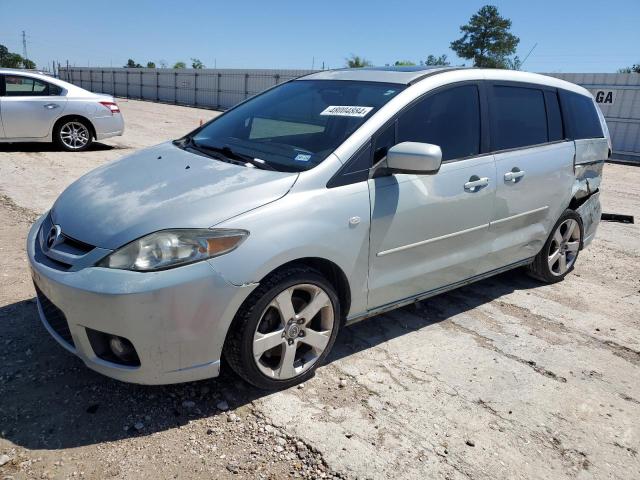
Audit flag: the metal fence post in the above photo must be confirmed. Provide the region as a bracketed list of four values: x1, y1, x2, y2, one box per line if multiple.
[174, 71, 178, 104]
[244, 73, 249, 100]
[101, 69, 104, 93]
[216, 73, 221, 109]
[194, 71, 198, 106]
[274, 73, 280, 86]
[89, 69, 93, 92]
[126, 70, 129, 98]
[156, 70, 160, 101]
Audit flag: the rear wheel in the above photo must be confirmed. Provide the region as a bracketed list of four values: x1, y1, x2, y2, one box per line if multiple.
[527, 209, 583, 283]
[54, 118, 93, 151]
[224, 266, 340, 390]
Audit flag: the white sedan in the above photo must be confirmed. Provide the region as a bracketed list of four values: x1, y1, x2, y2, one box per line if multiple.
[0, 68, 124, 151]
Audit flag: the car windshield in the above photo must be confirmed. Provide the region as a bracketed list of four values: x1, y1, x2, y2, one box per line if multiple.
[188, 80, 405, 172]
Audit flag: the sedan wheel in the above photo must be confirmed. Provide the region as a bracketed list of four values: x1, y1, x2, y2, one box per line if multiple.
[57, 120, 92, 151]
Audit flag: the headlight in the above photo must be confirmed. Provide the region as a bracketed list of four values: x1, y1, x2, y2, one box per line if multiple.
[98, 229, 248, 271]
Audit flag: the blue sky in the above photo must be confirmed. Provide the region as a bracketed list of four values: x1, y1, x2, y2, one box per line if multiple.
[1, 0, 638, 72]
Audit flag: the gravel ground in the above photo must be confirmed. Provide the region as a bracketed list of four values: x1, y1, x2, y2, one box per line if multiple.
[1, 99, 638, 480]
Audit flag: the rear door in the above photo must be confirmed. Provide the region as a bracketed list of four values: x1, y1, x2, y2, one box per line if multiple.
[368, 82, 497, 309]
[0, 75, 67, 138]
[487, 83, 575, 269]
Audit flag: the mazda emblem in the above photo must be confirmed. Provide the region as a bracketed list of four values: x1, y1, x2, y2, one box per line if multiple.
[46, 225, 62, 249]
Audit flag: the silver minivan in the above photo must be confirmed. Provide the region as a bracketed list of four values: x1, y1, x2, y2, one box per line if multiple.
[27, 66, 610, 389]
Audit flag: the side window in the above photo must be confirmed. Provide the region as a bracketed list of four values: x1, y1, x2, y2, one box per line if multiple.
[559, 90, 603, 140]
[544, 90, 564, 142]
[397, 85, 480, 161]
[491, 85, 548, 150]
[4, 75, 52, 96]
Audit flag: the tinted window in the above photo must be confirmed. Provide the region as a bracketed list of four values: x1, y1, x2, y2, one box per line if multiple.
[191, 80, 404, 172]
[491, 86, 548, 150]
[397, 85, 480, 161]
[560, 90, 603, 139]
[4, 75, 53, 96]
[373, 121, 396, 164]
[544, 90, 564, 142]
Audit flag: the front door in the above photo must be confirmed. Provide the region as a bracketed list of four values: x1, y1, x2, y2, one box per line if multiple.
[367, 82, 497, 309]
[0, 75, 67, 138]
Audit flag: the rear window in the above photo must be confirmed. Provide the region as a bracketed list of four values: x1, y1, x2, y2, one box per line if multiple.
[559, 90, 603, 140]
[490, 86, 548, 150]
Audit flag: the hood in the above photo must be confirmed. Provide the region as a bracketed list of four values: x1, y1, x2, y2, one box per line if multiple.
[51, 142, 298, 249]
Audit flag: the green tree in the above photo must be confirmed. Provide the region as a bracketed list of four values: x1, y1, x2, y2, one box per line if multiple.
[394, 60, 416, 66]
[450, 5, 519, 68]
[0, 43, 28, 68]
[346, 54, 372, 68]
[618, 64, 640, 73]
[191, 58, 205, 69]
[23, 58, 36, 69]
[424, 54, 450, 66]
[125, 58, 142, 68]
[173, 61, 186, 69]
[146, 61, 156, 68]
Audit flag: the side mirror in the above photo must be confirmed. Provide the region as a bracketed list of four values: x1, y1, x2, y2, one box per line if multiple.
[385, 142, 442, 175]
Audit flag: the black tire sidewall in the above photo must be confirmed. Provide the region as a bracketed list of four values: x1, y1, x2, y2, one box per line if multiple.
[231, 269, 341, 390]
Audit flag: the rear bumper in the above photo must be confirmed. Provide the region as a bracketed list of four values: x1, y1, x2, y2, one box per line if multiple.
[27, 215, 256, 384]
[93, 114, 124, 140]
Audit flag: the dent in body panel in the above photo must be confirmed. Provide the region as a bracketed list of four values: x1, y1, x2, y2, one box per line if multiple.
[572, 138, 608, 201]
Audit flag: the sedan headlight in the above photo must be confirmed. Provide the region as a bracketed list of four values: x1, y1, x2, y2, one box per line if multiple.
[98, 229, 248, 271]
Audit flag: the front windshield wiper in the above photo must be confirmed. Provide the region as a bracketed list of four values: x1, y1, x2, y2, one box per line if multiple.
[195, 143, 279, 171]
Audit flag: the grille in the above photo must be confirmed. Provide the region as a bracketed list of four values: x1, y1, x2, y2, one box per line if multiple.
[34, 284, 75, 348]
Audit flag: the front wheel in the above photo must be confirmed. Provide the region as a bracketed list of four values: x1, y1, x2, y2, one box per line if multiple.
[224, 266, 340, 390]
[527, 209, 583, 283]
[54, 118, 93, 151]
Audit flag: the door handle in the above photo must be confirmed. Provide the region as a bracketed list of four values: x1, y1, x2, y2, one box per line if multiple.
[43, 103, 59, 109]
[464, 176, 490, 192]
[504, 169, 526, 182]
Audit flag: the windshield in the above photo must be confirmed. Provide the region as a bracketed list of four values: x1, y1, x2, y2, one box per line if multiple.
[189, 80, 405, 172]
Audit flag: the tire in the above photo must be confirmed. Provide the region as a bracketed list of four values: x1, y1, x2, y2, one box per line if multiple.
[527, 209, 583, 284]
[54, 118, 93, 152]
[224, 265, 341, 390]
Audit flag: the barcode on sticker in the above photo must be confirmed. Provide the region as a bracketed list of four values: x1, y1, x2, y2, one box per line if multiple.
[320, 106, 374, 117]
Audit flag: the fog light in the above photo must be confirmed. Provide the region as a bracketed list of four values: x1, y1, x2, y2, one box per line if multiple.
[109, 336, 137, 362]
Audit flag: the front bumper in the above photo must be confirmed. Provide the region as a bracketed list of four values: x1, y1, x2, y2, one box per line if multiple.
[26, 215, 256, 385]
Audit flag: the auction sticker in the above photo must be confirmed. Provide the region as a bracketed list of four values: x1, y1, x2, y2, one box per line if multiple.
[320, 106, 374, 117]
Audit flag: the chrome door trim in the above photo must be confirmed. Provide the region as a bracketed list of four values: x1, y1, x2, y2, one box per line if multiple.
[490, 206, 549, 226]
[376, 223, 489, 257]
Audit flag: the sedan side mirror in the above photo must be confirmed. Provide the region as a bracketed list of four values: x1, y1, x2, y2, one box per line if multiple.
[385, 142, 442, 175]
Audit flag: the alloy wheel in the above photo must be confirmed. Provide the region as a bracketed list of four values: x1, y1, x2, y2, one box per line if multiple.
[60, 121, 90, 150]
[253, 283, 334, 380]
[548, 218, 581, 276]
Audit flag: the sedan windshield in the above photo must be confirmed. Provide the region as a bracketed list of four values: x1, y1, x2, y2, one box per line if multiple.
[189, 80, 405, 172]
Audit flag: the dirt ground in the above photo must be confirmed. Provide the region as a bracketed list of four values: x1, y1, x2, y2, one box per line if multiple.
[1, 99, 638, 480]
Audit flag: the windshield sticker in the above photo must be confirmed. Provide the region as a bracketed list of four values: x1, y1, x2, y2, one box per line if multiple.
[383, 89, 397, 96]
[294, 153, 312, 162]
[320, 105, 374, 117]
